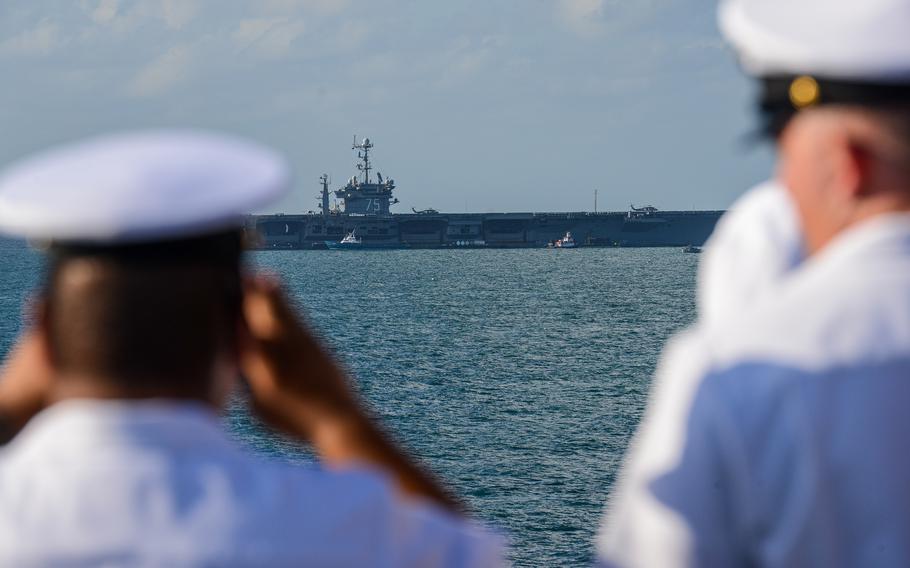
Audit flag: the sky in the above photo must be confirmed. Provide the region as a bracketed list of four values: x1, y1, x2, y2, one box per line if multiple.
[0, 0, 775, 214]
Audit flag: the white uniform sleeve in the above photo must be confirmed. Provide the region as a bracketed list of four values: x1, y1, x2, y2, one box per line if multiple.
[387, 497, 506, 568]
[697, 181, 802, 326]
[596, 330, 749, 568]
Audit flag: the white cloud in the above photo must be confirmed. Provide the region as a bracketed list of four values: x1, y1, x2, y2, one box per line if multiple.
[233, 18, 306, 58]
[430, 35, 507, 89]
[161, 0, 198, 30]
[348, 52, 401, 84]
[234, 18, 279, 46]
[79, 1, 148, 36]
[333, 20, 370, 51]
[86, 0, 196, 33]
[254, 0, 349, 16]
[0, 20, 63, 56]
[127, 45, 193, 96]
[92, 0, 120, 24]
[557, 0, 606, 38]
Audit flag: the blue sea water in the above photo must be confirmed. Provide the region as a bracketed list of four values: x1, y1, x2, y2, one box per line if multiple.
[0, 239, 699, 567]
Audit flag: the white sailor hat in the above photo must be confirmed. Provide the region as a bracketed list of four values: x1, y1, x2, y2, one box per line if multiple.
[719, 0, 910, 135]
[0, 130, 290, 245]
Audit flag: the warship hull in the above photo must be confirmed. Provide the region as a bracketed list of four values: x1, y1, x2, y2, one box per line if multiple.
[254, 138, 724, 250]
[249, 210, 724, 250]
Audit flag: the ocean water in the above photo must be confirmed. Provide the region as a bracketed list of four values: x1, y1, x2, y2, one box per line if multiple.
[0, 239, 699, 567]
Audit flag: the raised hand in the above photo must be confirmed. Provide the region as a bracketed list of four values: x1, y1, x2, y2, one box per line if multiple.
[0, 332, 54, 444]
[240, 275, 463, 512]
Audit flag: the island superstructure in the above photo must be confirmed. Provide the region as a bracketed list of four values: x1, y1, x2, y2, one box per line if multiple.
[250, 137, 724, 249]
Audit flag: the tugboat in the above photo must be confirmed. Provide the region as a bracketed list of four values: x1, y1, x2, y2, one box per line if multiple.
[682, 244, 702, 254]
[326, 230, 363, 250]
[553, 232, 577, 249]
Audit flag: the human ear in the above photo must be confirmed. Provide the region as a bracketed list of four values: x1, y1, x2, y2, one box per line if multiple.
[842, 137, 875, 198]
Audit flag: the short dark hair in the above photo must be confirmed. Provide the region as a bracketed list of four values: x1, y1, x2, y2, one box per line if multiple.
[43, 230, 243, 394]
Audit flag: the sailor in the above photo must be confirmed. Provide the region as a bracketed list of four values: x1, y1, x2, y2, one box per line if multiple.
[0, 130, 503, 566]
[598, 0, 910, 565]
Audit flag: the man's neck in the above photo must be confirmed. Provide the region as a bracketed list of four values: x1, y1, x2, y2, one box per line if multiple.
[809, 189, 910, 256]
[50, 374, 216, 406]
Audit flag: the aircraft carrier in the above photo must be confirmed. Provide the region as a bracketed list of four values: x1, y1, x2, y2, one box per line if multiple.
[249, 137, 724, 250]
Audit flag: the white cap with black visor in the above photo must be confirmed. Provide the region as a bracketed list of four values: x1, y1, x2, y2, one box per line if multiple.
[720, 0, 910, 137]
[0, 130, 290, 264]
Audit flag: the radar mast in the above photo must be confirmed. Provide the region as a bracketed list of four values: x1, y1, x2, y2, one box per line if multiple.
[353, 135, 373, 184]
[334, 136, 397, 215]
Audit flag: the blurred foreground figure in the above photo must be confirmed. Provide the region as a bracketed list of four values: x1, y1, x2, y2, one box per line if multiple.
[598, 0, 910, 566]
[697, 180, 802, 325]
[0, 131, 502, 566]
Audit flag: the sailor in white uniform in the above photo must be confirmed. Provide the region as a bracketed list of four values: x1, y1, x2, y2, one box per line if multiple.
[598, 0, 910, 566]
[0, 131, 503, 567]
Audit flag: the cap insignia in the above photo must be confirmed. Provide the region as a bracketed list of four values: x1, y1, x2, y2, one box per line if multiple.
[789, 75, 821, 109]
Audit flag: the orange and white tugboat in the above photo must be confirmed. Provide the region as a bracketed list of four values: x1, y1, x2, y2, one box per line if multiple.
[553, 232, 577, 249]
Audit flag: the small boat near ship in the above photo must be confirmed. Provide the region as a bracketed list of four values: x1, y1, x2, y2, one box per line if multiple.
[325, 229, 402, 250]
[326, 230, 362, 250]
[550, 232, 577, 249]
[682, 245, 702, 254]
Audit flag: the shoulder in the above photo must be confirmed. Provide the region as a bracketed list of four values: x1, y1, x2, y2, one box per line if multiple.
[385, 497, 505, 567]
[237, 464, 504, 566]
[654, 241, 910, 452]
[702, 246, 910, 376]
[674, 242, 910, 458]
[0, 437, 502, 566]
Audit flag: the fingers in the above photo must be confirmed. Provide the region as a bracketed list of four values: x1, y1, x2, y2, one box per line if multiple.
[242, 274, 287, 340]
[239, 273, 312, 401]
[0, 332, 54, 434]
[242, 274, 317, 343]
[2, 332, 48, 378]
[238, 273, 358, 422]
